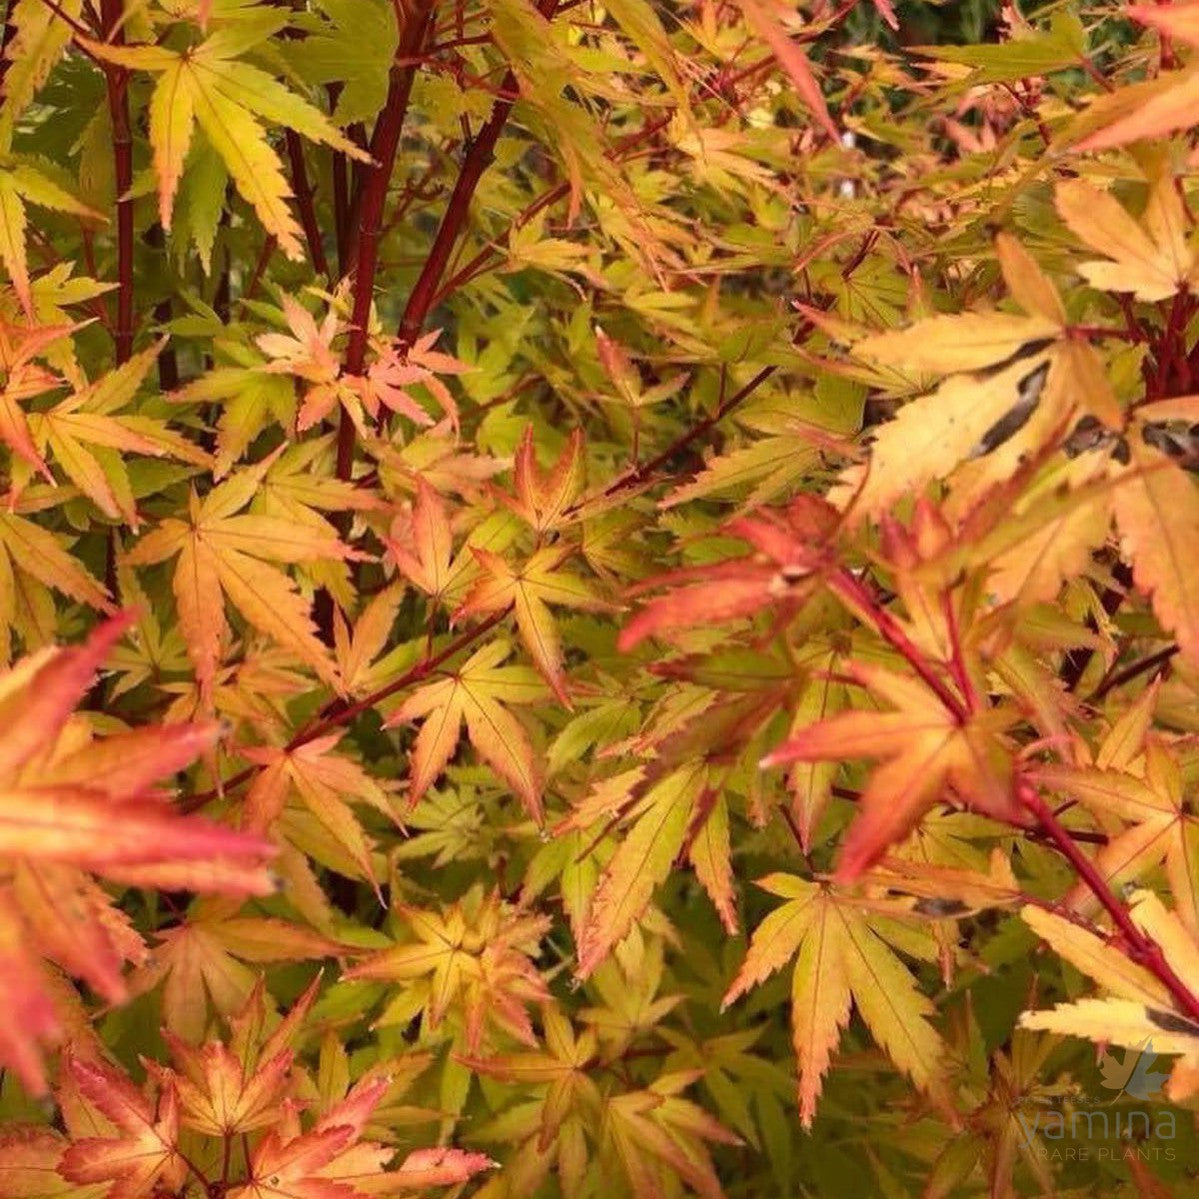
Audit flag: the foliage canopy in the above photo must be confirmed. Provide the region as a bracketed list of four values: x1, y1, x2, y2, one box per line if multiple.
[2, 0, 1199, 1196]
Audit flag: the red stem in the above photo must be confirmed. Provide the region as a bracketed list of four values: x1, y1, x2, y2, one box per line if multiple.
[393, 0, 560, 358]
[827, 568, 968, 722]
[285, 130, 329, 280]
[337, 0, 436, 479]
[1018, 783, 1199, 1023]
[598, 364, 776, 501]
[100, 0, 132, 364]
[428, 111, 673, 310]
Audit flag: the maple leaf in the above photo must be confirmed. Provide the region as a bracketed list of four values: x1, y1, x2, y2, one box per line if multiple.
[58, 1056, 186, 1199]
[124, 455, 355, 702]
[1021, 891, 1199, 1104]
[1076, 6, 1199, 151]
[125, 899, 341, 1042]
[499, 426, 585, 534]
[79, 30, 368, 258]
[834, 235, 1127, 523]
[23, 341, 210, 525]
[345, 886, 551, 1051]
[0, 0, 79, 126]
[617, 501, 833, 651]
[722, 874, 953, 1128]
[383, 479, 454, 601]
[600, 1071, 740, 1199]
[0, 614, 274, 1091]
[1097, 1044, 1138, 1093]
[454, 545, 613, 705]
[763, 661, 1020, 882]
[163, 976, 320, 1136]
[332, 584, 408, 697]
[1055, 174, 1197, 302]
[284, 0, 400, 125]
[1124, 1047, 1171, 1100]
[231, 1074, 488, 1199]
[461, 1003, 601, 1154]
[1112, 422, 1199, 671]
[1031, 692, 1199, 928]
[256, 295, 347, 432]
[352, 329, 466, 430]
[385, 640, 545, 822]
[0, 157, 102, 314]
[574, 764, 709, 979]
[0, 316, 77, 479]
[243, 733, 399, 886]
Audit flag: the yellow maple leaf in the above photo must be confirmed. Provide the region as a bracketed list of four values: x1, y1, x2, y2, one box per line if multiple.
[124, 455, 355, 702]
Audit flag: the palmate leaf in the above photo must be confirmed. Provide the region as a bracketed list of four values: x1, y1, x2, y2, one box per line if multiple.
[1113, 431, 1199, 670]
[835, 237, 1126, 524]
[454, 545, 613, 705]
[345, 886, 551, 1052]
[24, 342, 211, 525]
[243, 733, 399, 886]
[1021, 892, 1199, 1104]
[10, 984, 494, 1199]
[763, 661, 1020, 882]
[80, 31, 368, 258]
[0, 0, 83, 128]
[0, 615, 274, 1093]
[126, 900, 342, 1041]
[722, 875, 952, 1128]
[124, 455, 354, 702]
[1055, 174, 1198, 302]
[284, 0, 399, 125]
[59, 1057, 185, 1199]
[574, 764, 708, 979]
[1076, 5, 1199, 151]
[385, 640, 545, 822]
[0, 160, 102, 314]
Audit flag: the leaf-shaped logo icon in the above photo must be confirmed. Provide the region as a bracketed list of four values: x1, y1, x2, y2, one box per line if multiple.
[1098, 1040, 1169, 1100]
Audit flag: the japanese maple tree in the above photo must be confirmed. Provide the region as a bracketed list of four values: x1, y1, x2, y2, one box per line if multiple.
[1, 0, 1199, 1196]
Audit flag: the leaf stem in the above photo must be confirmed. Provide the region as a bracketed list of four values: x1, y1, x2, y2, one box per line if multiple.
[597, 365, 777, 502]
[1089, 644, 1179, 702]
[827, 569, 968, 722]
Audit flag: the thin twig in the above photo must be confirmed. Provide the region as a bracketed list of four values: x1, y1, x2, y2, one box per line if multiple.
[1089, 644, 1179, 703]
[181, 608, 510, 813]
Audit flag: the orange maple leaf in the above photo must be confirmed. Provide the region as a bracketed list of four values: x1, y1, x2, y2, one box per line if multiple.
[0, 614, 275, 1092]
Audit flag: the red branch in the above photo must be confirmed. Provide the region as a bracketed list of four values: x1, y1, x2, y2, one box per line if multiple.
[285, 130, 329, 280]
[393, 0, 560, 355]
[337, 0, 437, 479]
[428, 112, 674, 312]
[1019, 783, 1199, 1023]
[99, 0, 133, 364]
